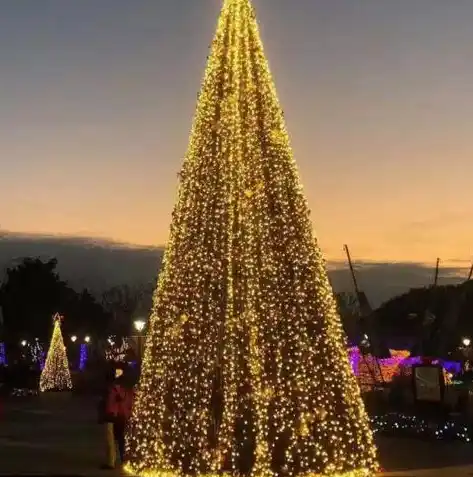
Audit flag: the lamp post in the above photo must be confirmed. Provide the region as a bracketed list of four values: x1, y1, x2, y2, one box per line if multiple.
[462, 337, 471, 358]
[19, 340, 28, 364]
[461, 338, 472, 370]
[133, 320, 146, 364]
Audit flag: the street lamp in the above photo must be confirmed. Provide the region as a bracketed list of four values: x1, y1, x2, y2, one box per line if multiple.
[462, 338, 472, 372]
[84, 336, 91, 343]
[20, 340, 27, 347]
[134, 320, 146, 364]
[71, 335, 77, 343]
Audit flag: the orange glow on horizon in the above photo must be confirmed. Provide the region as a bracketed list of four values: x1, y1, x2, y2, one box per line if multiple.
[0, 1, 472, 269]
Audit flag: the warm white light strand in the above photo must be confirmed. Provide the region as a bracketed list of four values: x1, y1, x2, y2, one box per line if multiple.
[125, 1, 378, 476]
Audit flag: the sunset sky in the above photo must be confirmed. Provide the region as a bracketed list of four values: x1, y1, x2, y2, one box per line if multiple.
[0, 0, 472, 267]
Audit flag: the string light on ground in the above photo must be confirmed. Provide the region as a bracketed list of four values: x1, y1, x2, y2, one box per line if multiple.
[125, 0, 377, 476]
[11, 388, 39, 398]
[39, 314, 72, 392]
[124, 470, 373, 477]
[371, 414, 471, 443]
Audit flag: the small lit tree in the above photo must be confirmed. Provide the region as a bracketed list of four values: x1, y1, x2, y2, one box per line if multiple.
[39, 314, 72, 392]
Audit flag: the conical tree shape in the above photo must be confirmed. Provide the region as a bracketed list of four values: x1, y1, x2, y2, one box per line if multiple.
[126, 0, 377, 476]
[39, 315, 72, 392]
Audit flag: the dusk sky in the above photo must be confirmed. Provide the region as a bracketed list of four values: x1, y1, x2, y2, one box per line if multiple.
[1, 0, 472, 268]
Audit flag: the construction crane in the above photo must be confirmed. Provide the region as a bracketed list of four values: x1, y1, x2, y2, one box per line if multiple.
[343, 245, 387, 387]
[433, 257, 441, 287]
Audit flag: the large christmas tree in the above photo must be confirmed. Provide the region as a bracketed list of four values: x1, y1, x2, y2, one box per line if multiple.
[126, 0, 377, 476]
[39, 314, 72, 392]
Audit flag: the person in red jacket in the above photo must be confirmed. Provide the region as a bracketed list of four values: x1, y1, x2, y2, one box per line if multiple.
[101, 366, 134, 469]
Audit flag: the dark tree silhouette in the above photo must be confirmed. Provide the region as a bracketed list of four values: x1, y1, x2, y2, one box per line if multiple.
[61, 288, 110, 339]
[101, 283, 153, 338]
[0, 258, 67, 341]
[0, 257, 110, 352]
[375, 280, 473, 354]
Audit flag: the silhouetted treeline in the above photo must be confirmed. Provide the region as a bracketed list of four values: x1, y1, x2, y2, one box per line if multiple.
[373, 280, 473, 354]
[0, 257, 154, 353]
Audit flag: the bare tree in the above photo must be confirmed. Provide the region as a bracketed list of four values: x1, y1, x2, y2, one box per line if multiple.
[101, 282, 155, 337]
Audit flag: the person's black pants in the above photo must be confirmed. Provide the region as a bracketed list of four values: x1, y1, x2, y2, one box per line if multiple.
[113, 420, 126, 462]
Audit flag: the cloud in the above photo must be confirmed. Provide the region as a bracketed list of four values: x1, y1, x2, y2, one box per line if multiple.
[0, 231, 467, 307]
[328, 260, 466, 307]
[0, 231, 164, 293]
[402, 212, 468, 230]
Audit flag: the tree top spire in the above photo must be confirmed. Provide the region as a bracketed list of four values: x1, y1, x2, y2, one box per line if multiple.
[53, 313, 64, 323]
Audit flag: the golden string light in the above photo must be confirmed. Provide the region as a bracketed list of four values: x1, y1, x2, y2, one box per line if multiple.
[125, 0, 378, 476]
[39, 314, 72, 392]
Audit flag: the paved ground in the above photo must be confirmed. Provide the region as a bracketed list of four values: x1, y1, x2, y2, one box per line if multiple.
[1, 395, 473, 476]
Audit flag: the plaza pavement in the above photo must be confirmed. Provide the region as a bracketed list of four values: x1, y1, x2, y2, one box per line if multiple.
[0, 395, 472, 476]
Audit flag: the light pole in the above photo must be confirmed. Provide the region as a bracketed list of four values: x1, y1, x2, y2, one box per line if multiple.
[461, 338, 472, 370]
[133, 320, 146, 364]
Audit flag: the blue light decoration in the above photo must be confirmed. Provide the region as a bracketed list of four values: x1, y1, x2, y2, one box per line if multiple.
[0, 342, 7, 365]
[79, 343, 88, 371]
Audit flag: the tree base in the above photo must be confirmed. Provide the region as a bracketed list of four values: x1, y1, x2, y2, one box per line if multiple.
[123, 464, 376, 477]
[39, 389, 73, 396]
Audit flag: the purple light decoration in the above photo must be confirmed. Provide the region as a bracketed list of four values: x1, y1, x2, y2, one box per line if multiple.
[0, 342, 6, 365]
[79, 344, 88, 371]
[348, 346, 462, 380]
[349, 347, 361, 375]
[39, 350, 46, 370]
